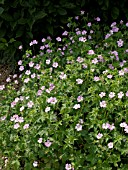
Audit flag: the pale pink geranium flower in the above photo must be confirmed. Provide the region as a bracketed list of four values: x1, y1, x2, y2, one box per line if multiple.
[109, 123, 115, 131]
[14, 123, 20, 129]
[27, 101, 34, 108]
[20, 106, 24, 112]
[31, 73, 36, 78]
[44, 140, 52, 147]
[56, 37, 61, 41]
[23, 124, 29, 129]
[76, 78, 83, 84]
[94, 76, 100, 81]
[33, 161, 38, 167]
[38, 138, 43, 143]
[25, 70, 31, 75]
[59, 72, 67, 79]
[75, 123, 82, 131]
[109, 92, 115, 98]
[87, 22, 91, 27]
[99, 92, 106, 98]
[19, 66, 24, 71]
[76, 57, 84, 63]
[77, 96, 83, 102]
[102, 123, 110, 129]
[29, 61, 34, 67]
[100, 101, 107, 108]
[6, 77, 11, 82]
[47, 97, 57, 104]
[34, 64, 40, 70]
[18, 60, 22, 65]
[37, 90, 42, 96]
[92, 58, 98, 64]
[97, 133, 103, 139]
[118, 91, 124, 99]
[52, 62, 58, 68]
[24, 78, 30, 83]
[107, 74, 113, 79]
[45, 107, 51, 112]
[0, 85, 5, 91]
[124, 126, 128, 133]
[73, 104, 80, 109]
[126, 91, 128, 97]
[108, 142, 113, 149]
[88, 50, 94, 55]
[117, 39, 123, 47]
[119, 70, 125, 76]
[46, 59, 51, 65]
[65, 163, 72, 170]
[120, 122, 127, 128]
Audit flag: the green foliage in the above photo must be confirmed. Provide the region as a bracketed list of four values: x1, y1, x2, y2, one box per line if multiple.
[0, 14, 128, 169]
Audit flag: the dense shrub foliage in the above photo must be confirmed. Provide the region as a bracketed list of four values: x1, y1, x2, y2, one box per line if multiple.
[0, 0, 128, 64]
[0, 13, 128, 169]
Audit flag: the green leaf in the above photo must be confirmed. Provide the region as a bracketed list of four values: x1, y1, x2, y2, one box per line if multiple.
[18, 18, 27, 24]
[0, 29, 6, 38]
[34, 11, 47, 20]
[0, 38, 7, 43]
[27, 32, 33, 39]
[111, 7, 119, 19]
[9, 38, 16, 43]
[0, 0, 5, 4]
[57, 8, 67, 15]
[15, 27, 24, 38]
[1, 13, 13, 21]
[0, 7, 4, 14]
[43, 0, 50, 6]
[47, 25, 53, 35]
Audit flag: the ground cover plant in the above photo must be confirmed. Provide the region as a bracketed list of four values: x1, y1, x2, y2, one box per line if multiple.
[0, 12, 128, 169]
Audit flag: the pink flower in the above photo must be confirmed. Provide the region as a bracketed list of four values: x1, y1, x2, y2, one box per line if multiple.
[46, 59, 51, 65]
[75, 123, 82, 131]
[31, 73, 36, 78]
[97, 133, 103, 139]
[108, 124, 115, 131]
[56, 37, 61, 41]
[94, 76, 100, 81]
[0, 85, 5, 91]
[18, 60, 22, 65]
[44, 140, 52, 147]
[126, 91, 128, 97]
[117, 39, 123, 47]
[120, 122, 127, 128]
[37, 90, 42, 96]
[52, 62, 58, 68]
[107, 74, 113, 79]
[47, 97, 57, 104]
[14, 123, 20, 129]
[99, 92, 106, 98]
[95, 17, 100, 21]
[118, 91, 124, 99]
[29, 61, 34, 67]
[19, 66, 24, 71]
[108, 142, 113, 149]
[20, 106, 24, 112]
[87, 22, 91, 27]
[73, 104, 80, 109]
[25, 70, 31, 75]
[76, 79, 83, 84]
[59, 72, 67, 79]
[33, 161, 38, 167]
[100, 101, 107, 108]
[88, 50, 95, 55]
[23, 124, 29, 129]
[76, 57, 84, 63]
[109, 92, 115, 98]
[102, 123, 110, 129]
[38, 138, 43, 143]
[27, 101, 34, 108]
[45, 107, 51, 112]
[77, 96, 83, 102]
[65, 163, 72, 170]
[92, 58, 98, 64]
